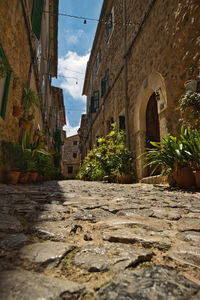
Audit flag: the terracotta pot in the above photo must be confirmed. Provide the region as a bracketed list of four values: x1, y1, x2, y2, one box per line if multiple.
[33, 135, 39, 142]
[193, 170, 200, 188]
[13, 106, 23, 117]
[29, 172, 38, 183]
[25, 122, 32, 131]
[117, 174, 133, 184]
[28, 114, 34, 121]
[7, 171, 21, 184]
[19, 172, 29, 184]
[173, 167, 196, 188]
[40, 135, 45, 141]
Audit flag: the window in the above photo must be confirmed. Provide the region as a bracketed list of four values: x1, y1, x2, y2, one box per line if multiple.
[73, 152, 77, 158]
[96, 136, 100, 147]
[0, 44, 11, 119]
[91, 90, 99, 113]
[101, 69, 109, 97]
[119, 116, 126, 130]
[68, 166, 73, 174]
[31, 0, 44, 40]
[95, 49, 101, 71]
[105, 12, 113, 42]
[73, 140, 78, 145]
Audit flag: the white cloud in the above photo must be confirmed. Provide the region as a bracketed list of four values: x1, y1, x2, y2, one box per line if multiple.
[58, 51, 90, 101]
[64, 29, 85, 46]
[63, 116, 80, 138]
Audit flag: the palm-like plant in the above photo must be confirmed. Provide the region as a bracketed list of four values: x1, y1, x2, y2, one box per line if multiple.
[141, 127, 193, 176]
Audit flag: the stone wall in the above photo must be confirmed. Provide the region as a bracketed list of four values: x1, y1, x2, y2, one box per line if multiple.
[82, 0, 200, 180]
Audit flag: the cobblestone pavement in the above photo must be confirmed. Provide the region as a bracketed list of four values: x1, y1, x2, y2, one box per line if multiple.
[0, 180, 200, 299]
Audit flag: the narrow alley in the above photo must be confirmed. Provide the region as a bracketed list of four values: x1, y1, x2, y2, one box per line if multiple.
[0, 180, 200, 299]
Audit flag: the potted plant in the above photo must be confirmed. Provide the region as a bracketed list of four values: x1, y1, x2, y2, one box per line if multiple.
[180, 127, 200, 188]
[1, 141, 27, 184]
[140, 128, 196, 188]
[19, 117, 32, 131]
[22, 83, 40, 115]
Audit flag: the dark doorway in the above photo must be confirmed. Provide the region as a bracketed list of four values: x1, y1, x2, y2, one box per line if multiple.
[146, 92, 160, 175]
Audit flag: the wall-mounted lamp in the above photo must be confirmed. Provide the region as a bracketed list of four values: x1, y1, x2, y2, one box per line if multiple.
[155, 88, 161, 101]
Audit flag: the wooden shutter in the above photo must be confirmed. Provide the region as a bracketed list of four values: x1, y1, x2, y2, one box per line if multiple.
[31, 0, 44, 40]
[0, 44, 11, 119]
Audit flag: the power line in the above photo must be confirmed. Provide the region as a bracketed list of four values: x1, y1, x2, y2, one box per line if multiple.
[43, 10, 137, 26]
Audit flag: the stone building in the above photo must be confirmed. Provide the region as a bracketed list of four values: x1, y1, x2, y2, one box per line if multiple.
[0, 0, 63, 181]
[63, 134, 80, 179]
[81, 0, 200, 180]
[50, 86, 66, 172]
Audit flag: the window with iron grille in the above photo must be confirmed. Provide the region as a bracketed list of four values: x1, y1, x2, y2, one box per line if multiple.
[91, 90, 99, 113]
[73, 152, 77, 158]
[105, 12, 113, 42]
[101, 69, 109, 97]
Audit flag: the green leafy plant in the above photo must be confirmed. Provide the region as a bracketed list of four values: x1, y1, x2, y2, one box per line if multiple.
[178, 91, 200, 129]
[1, 141, 27, 171]
[22, 83, 40, 114]
[139, 127, 196, 177]
[77, 123, 135, 182]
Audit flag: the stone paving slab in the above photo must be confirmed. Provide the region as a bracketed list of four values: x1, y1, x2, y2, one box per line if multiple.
[103, 228, 171, 250]
[0, 269, 87, 300]
[98, 215, 171, 232]
[0, 213, 23, 233]
[32, 221, 73, 241]
[96, 265, 200, 300]
[74, 243, 153, 272]
[19, 241, 76, 268]
[167, 242, 200, 270]
[0, 233, 28, 251]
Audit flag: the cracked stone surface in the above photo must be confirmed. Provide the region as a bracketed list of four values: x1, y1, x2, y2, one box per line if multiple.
[74, 243, 153, 272]
[19, 241, 76, 267]
[0, 180, 200, 299]
[0, 269, 87, 300]
[96, 265, 200, 300]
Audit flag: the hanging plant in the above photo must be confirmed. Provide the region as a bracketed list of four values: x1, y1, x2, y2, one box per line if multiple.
[22, 83, 40, 114]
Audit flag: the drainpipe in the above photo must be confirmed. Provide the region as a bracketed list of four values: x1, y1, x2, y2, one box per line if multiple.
[123, 0, 130, 149]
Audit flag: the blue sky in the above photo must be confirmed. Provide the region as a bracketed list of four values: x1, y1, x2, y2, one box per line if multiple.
[52, 0, 103, 137]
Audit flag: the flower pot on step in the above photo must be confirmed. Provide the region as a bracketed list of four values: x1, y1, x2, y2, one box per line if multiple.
[7, 171, 21, 184]
[173, 167, 196, 188]
[193, 170, 200, 188]
[19, 172, 29, 184]
[29, 172, 38, 183]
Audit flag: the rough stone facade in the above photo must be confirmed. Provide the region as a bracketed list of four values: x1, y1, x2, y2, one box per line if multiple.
[63, 134, 80, 178]
[81, 0, 200, 180]
[0, 0, 63, 181]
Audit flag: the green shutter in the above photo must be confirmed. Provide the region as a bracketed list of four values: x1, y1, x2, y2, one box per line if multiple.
[31, 0, 44, 40]
[0, 44, 11, 119]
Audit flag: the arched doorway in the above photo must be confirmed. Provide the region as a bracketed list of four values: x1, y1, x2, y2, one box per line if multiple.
[146, 92, 160, 175]
[146, 92, 160, 147]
